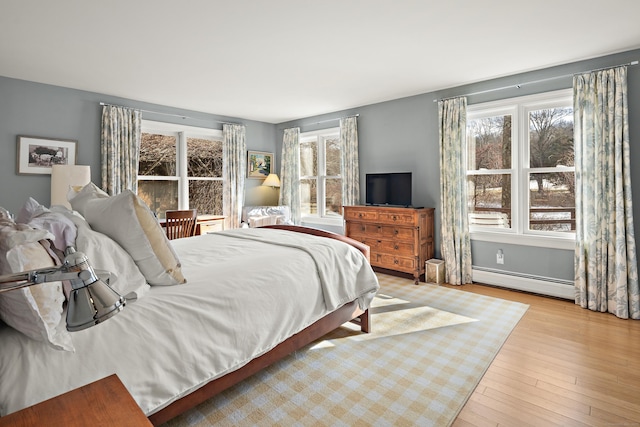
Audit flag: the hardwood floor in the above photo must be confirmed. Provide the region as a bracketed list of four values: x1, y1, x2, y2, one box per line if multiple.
[443, 283, 640, 427]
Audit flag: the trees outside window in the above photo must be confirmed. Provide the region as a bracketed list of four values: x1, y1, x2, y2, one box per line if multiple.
[138, 121, 223, 219]
[300, 128, 343, 220]
[466, 90, 574, 238]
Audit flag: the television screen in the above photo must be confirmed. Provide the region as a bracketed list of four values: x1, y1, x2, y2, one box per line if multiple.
[365, 172, 412, 207]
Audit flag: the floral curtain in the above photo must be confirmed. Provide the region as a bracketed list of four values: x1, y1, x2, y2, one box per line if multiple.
[438, 97, 473, 285]
[574, 66, 639, 319]
[100, 105, 141, 195]
[223, 123, 246, 229]
[340, 116, 360, 208]
[279, 127, 301, 224]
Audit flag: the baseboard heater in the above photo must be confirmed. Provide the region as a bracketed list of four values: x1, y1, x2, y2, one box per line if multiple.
[472, 267, 574, 300]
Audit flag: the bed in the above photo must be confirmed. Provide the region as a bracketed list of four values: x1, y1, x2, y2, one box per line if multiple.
[0, 189, 379, 425]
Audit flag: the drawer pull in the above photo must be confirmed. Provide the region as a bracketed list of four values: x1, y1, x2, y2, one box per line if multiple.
[392, 215, 397, 221]
[394, 245, 399, 250]
[394, 259, 399, 264]
[394, 229, 399, 235]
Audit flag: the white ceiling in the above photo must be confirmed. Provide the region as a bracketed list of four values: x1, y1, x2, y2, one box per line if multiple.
[2, 0, 640, 124]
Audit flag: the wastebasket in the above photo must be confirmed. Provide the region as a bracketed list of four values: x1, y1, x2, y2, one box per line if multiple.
[426, 259, 445, 285]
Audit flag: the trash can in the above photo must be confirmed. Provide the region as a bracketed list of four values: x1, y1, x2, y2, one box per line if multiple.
[426, 259, 445, 285]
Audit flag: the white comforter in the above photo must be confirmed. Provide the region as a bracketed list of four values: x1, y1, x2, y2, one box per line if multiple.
[0, 228, 379, 417]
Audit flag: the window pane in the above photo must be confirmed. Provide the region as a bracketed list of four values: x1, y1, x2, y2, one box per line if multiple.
[529, 172, 575, 232]
[467, 115, 512, 170]
[325, 178, 342, 216]
[187, 137, 222, 178]
[300, 140, 317, 177]
[467, 174, 511, 228]
[325, 137, 341, 176]
[139, 133, 176, 176]
[189, 179, 223, 215]
[137, 180, 178, 218]
[300, 178, 317, 215]
[529, 107, 573, 168]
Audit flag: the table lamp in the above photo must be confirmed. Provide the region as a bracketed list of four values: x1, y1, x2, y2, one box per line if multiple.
[51, 165, 91, 209]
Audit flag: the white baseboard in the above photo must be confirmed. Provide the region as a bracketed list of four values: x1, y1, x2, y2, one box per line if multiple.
[472, 268, 574, 300]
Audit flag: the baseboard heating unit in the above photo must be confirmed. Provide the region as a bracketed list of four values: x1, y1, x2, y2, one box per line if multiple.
[472, 267, 574, 300]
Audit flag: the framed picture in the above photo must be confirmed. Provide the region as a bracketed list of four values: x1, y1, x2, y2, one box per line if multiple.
[17, 135, 78, 175]
[247, 150, 274, 179]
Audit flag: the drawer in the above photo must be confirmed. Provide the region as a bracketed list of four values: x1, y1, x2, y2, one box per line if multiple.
[377, 212, 416, 225]
[347, 223, 416, 241]
[345, 209, 378, 222]
[364, 238, 415, 256]
[199, 221, 224, 234]
[371, 252, 417, 272]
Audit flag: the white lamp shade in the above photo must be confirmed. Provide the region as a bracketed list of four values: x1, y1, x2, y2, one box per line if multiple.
[262, 173, 281, 188]
[51, 165, 91, 208]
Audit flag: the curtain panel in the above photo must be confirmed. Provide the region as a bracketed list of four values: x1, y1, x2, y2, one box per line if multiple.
[100, 105, 142, 195]
[279, 128, 301, 225]
[223, 123, 246, 229]
[438, 97, 473, 285]
[574, 66, 639, 319]
[340, 116, 360, 208]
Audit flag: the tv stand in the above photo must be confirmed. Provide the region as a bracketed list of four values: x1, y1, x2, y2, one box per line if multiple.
[344, 205, 435, 284]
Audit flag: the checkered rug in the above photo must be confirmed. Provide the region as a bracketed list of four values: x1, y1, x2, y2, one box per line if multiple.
[161, 273, 528, 427]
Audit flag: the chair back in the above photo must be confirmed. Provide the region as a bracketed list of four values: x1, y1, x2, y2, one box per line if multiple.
[165, 209, 198, 240]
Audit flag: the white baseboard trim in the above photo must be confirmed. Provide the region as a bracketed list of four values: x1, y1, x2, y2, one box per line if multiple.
[472, 268, 574, 300]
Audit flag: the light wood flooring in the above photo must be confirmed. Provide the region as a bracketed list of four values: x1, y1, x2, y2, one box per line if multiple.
[443, 283, 640, 427]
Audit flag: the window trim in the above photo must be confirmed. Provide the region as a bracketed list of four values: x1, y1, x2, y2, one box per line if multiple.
[466, 89, 575, 248]
[299, 126, 343, 226]
[139, 120, 223, 213]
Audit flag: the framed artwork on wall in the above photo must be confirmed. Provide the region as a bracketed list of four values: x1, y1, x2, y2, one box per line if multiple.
[16, 135, 77, 175]
[247, 150, 274, 179]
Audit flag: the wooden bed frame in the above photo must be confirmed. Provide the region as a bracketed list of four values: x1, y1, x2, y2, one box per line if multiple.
[148, 225, 372, 425]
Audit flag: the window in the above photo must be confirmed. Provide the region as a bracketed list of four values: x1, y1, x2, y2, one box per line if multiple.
[466, 90, 574, 247]
[138, 121, 223, 219]
[299, 127, 342, 222]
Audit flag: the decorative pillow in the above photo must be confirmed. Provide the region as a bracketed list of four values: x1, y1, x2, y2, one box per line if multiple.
[67, 182, 109, 217]
[0, 220, 73, 351]
[53, 207, 150, 299]
[70, 186, 185, 286]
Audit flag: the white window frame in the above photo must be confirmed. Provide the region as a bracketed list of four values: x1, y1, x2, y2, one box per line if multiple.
[139, 120, 223, 212]
[467, 89, 575, 250]
[299, 127, 343, 227]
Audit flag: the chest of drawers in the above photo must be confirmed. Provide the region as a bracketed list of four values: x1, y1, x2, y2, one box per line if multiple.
[344, 206, 434, 284]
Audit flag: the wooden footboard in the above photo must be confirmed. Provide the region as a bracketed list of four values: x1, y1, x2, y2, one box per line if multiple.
[148, 225, 372, 425]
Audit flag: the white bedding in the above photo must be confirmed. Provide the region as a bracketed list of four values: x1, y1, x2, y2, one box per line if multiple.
[0, 228, 379, 417]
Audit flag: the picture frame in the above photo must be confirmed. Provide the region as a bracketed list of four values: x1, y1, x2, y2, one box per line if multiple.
[17, 135, 78, 175]
[247, 150, 274, 179]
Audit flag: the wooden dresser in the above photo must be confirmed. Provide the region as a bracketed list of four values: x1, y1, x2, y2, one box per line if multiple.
[344, 206, 435, 284]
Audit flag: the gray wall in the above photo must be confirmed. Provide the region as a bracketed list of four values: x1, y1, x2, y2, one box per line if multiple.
[3, 48, 639, 285]
[277, 48, 640, 283]
[0, 76, 277, 215]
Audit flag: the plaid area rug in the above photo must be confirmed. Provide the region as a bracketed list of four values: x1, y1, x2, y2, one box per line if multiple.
[161, 274, 528, 427]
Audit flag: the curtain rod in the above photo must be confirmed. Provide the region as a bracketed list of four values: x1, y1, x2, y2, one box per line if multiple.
[434, 60, 638, 103]
[283, 114, 360, 129]
[98, 102, 240, 125]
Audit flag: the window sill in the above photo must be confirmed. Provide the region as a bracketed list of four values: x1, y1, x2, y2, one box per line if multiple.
[470, 230, 575, 250]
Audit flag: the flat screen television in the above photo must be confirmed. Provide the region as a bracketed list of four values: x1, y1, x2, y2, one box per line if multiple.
[365, 172, 412, 207]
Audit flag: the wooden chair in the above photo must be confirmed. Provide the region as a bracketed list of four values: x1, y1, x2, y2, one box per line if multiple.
[165, 209, 198, 240]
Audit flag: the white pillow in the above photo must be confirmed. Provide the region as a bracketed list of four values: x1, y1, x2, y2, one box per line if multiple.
[0, 221, 73, 351]
[70, 186, 186, 286]
[54, 208, 150, 299]
[68, 182, 109, 216]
